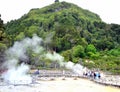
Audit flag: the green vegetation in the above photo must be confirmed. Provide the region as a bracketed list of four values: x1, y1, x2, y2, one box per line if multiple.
[0, 15, 8, 64]
[1, 1, 120, 74]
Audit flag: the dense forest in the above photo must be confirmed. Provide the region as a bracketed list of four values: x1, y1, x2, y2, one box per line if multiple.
[0, 1, 120, 74]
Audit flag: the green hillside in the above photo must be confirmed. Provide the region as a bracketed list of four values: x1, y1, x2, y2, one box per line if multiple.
[5, 2, 101, 36]
[2, 1, 120, 74]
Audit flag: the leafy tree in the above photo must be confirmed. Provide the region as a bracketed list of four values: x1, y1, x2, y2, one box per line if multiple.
[15, 32, 25, 41]
[86, 44, 96, 54]
[72, 45, 85, 58]
[0, 14, 5, 41]
[0, 43, 7, 64]
[25, 25, 39, 37]
[0, 42, 7, 51]
[61, 50, 72, 61]
[108, 48, 120, 56]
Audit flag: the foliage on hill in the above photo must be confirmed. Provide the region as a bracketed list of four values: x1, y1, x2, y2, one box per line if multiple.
[0, 15, 8, 65]
[3, 1, 120, 74]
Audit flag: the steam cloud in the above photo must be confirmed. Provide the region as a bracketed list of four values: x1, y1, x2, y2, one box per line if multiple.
[65, 61, 84, 75]
[45, 52, 85, 76]
[2, 34, 85, 85]
[2, 34, 44, 84]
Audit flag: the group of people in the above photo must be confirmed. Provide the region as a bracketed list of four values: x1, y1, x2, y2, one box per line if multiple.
[83, 70, 101, 79]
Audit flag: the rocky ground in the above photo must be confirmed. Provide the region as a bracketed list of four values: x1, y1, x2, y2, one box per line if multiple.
[93, 74, 120, 87]
[31, 69, 120, 87]
[0, 69, 120, 92]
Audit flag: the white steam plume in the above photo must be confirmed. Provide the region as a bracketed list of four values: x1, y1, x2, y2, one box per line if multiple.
[2, 34, 44, 85]
[45, 52, 85, 76]
[2, 34, 85, 85]
[45, 52, 65, 66]
[2, 63, 32, 84]
[65, 61, 84, 75]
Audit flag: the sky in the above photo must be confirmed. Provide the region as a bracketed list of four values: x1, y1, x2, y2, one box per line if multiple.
[0, 0, 120, 24]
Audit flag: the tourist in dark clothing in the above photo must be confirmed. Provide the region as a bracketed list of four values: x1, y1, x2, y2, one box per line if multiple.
[34, 69, 40, 75]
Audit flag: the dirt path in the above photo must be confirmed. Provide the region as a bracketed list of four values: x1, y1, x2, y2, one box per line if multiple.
[0, 77, 120, 92]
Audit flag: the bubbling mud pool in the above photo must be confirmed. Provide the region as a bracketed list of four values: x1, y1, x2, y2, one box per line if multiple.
[0, 78, 120, 92]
